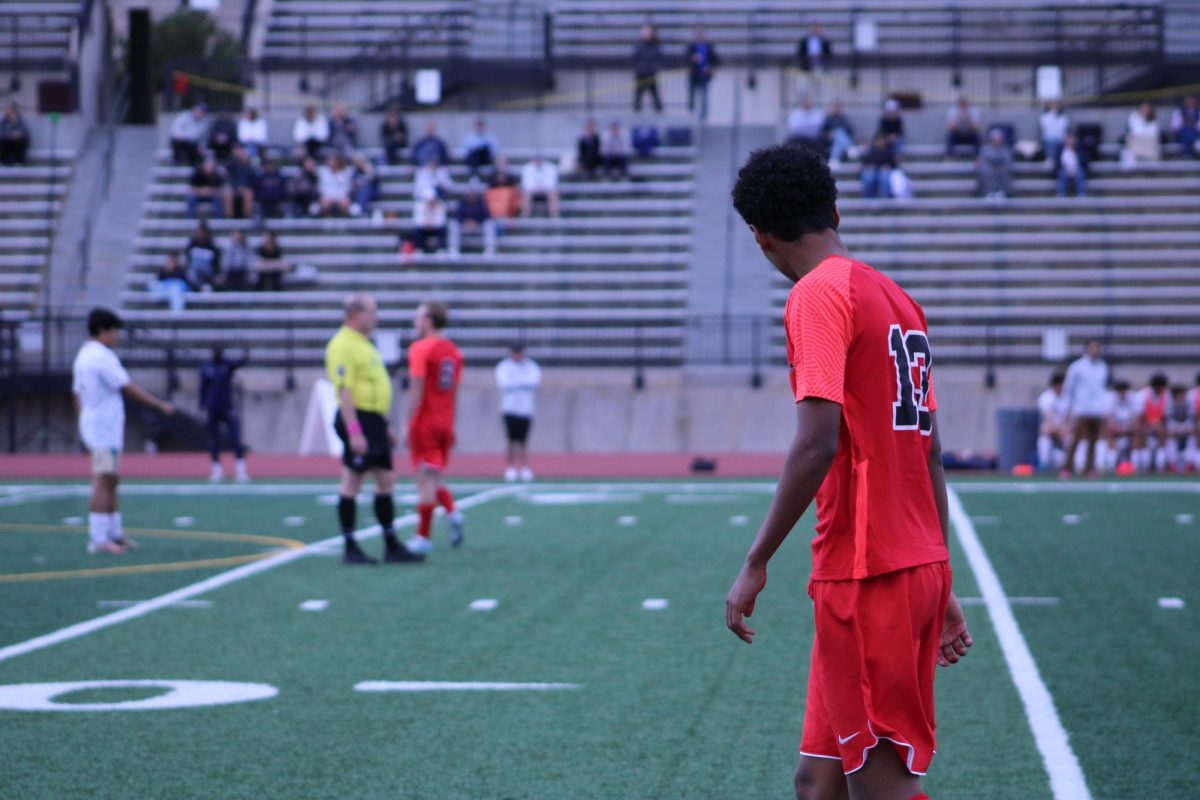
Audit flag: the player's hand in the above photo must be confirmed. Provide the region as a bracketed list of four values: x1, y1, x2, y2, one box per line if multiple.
[726, 562, 767, 644]
[160, 401, 175, 416]
[937, 592, 973, 667]
[349, 433, 368, 455]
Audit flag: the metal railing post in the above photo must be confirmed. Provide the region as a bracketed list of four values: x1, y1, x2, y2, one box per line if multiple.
[285, 322, 296, 391]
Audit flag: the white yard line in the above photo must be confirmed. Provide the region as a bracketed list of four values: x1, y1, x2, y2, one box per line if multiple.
[947, 487, 1093, 800]
[0, 486, 520, 664]
[354, 681, 579, 693]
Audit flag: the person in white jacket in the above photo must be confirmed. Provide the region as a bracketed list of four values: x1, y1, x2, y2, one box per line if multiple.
[1063, 339, 1110, 476]
[495, 344, 542, 481]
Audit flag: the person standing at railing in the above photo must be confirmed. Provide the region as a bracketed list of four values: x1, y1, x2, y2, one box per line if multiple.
[797, 22, 831, 74]
[632, 24, 664, 113]
[72, 308, 174, 555]
[686, 28, 718, 121]
[200, 347, 250, 483]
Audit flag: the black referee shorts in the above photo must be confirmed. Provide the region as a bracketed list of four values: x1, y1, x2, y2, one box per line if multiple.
[503, 413, 532, 444]
[334, 410, 394, 473]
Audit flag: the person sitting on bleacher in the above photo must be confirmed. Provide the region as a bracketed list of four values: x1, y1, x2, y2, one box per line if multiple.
[976, 128, 1014, 200]
[293, 105, 330, 160]
[207, 112, 238, 163]
[1123, 102, 1161, 165]
[411, 122, 449, 167]
[576, 119, 602, 179]
[486, 165, 522, 220]
[350, 154, 378, 217]
[222, 230, 251, 290]
[0, 103, 31, 166]
[184, 225, 221, 290]
[1171, 95, 1199, 159]
[254, 160, 288, 220]
[462, 117, 500, 176]
[328, 103, 358, 155]
[1055, 133, 1088, 198]
[254, 230, 286, 291]
[410, 185, 448, 254]
[449, 180, 496, 257]
[381, 104, 409, 166]
[224, 146, 258, 219]
[600, 121, 631, 179]
[878, 98, 905, 155]
[414, 157, 454, 202]
[860, 133, 896, 199]
[170, 104, 208, 166]
[317, 153, 354, 217]
[290, 156, 320, 216]
[786, 95, 825, 153]
[154, 253, 190, 312]
[521, 155, 561, 218]
[238, 107, 269, 160]
[945, 95, 982, 157]
[187, 158, 226, 220]
[1040, 100, 1069, 165]
[823, 100, 856, 165]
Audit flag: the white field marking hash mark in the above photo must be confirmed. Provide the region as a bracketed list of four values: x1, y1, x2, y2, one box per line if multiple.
[504, 515, 523, 526]
[1176, 513, 1194, 525]
[642, 599, 669, 611]
[948, 487, 1092, 800]
[618, 516, 638, 526]
[1158, 598, 1185, 610]
[173, 516, 195, 527]
[0, 486, 521, 664]
[299, 600, 330, 612]
[469, 599, 499, 612]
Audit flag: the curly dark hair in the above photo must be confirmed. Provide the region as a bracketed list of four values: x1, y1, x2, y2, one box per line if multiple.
[730, 144, 838, 242]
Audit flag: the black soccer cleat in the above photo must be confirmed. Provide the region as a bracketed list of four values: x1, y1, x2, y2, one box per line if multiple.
[383, 541, 426, 564]
[342, 541, 379, 565]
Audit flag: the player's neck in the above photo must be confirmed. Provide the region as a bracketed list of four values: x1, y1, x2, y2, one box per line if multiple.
[783, 231, 853, 282]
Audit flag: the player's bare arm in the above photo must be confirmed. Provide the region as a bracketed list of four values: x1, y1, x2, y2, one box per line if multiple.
[404, 376, 426, 447]
[337, 386, 367, 454]
[121, 383, 174, 416]
[926, 410, 972, 666]
[726, 398, 841, 644]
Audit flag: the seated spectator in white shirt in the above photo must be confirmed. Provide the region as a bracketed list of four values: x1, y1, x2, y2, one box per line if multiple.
[316, 153, 354, 217]
[237, 107, 269, 159]
[520, 156, 560, 218]
[462, 117, 500, 175]
[600, 121, 631, 179]
[786, 96, 826, 152]
[1124, 102, 1161, 164]
[414, 158, 454, 201]
[411, 185, 448, 253]
[1055, 133, 1088, 197]
[1039, 100, 1069, 163]
[170, 104, 208, 166]
[293, 105, 329, 159]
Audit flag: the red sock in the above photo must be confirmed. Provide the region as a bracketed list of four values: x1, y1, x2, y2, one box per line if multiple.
[436, 486, 455, 513]
[909, 794, 930, 800]
[417, 504, 434, 539]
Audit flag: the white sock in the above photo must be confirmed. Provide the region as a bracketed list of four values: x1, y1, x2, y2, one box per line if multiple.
[1037, 436, 1053, 469]
[88, 513, 110, 547]
[109, 512, 123, 542]
[1156, 447, 1168, 471]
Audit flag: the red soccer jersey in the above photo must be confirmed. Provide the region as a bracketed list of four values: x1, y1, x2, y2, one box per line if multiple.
[785, 256, 949, 581]
[1141, 387, 1168, 424]
[407, 336, 463, 431]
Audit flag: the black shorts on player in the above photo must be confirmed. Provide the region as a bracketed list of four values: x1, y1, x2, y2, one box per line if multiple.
[503, 413, 532, 443]
[334, 410, 393, 472]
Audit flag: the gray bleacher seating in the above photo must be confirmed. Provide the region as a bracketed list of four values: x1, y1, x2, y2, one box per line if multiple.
[0, 2, 78, 67]
[0, 150, 74, 314]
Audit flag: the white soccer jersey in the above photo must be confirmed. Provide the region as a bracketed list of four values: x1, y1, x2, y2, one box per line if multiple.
[1038, 388, 1069, 427]
[72, 340, 130, 451]
[1107, 391, 1139, 428]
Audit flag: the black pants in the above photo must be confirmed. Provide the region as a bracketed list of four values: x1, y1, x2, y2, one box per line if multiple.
[207, 410, 245, 461]
[171, 138, 201, 166]
[634, 76, 663, 112]
[0, 138, 28, 165]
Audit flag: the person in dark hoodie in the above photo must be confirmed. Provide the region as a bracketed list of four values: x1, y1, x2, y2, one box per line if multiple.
[200, 347, 250, 483]
[632, 24, 664, 113]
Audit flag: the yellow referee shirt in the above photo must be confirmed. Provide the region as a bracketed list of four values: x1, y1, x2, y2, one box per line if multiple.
[325, 325, 392, 414]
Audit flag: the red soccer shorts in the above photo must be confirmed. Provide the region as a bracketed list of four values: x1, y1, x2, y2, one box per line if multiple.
[799, 561, 951, 776]
[409, 425, 455, 471]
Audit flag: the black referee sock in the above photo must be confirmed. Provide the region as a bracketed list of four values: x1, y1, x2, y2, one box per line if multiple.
[338, 496, 357, 544]
[374, 494, 397, 545]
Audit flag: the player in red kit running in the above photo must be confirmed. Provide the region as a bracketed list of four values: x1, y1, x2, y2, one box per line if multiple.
[404, 301, 465, 554]
[724, 145, 971, 800]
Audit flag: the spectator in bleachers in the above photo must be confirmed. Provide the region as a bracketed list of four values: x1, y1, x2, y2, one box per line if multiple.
[411, 122, 450, 167]
[521, 155, 561, 218]
[449, 180, 496, 256]
[686, 28, 718, 121]
[945, 95, 982, 157]
[317, 153, 354, 217]
[1171, 95, 1199, 159]
[462, 117, 500, 175]
[414, 157, 454, 201]
[878, 98, 905, 155]
[381, 105, 409, 166]
[1123, 102, 1161, 164]
[237, 107, 269, 159]
[290, 156, 320, 216]
[184, 225, 221, 290]
[797, 22, 832, 73]
[600, 121, 631, 179]
[977, 128, 1014, 199]
[170, 104, 208, 166]
[822, 100, 855, 165]
[1055, 133, 1088, 198]
[223, 146, 258, 219]
[860, 133, 896, 199]
[1039, 100, 1069, 164]
[632, 24, 664, 113]
[254, 160, 288, 220]
[411, 186, 448, 253]
[207, 112, 238, 163]
[631, 124, 660, 158]
[0, 103, 30, 166]
[576, 119, 602, 179]
[486, 166, 522, 220]
[222, 230, 251, 290]
[254, 230, 286, 291]
[293, 105, 330, 160]
[786, 96, 825, 152]
[328, 103, 358, 154]
[153, 253, 190, 312]
[187, 158, 226, 220]
[350, 154, 378, 217]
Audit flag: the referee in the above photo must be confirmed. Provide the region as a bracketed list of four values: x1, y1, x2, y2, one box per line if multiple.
[325, 293, 422, 564]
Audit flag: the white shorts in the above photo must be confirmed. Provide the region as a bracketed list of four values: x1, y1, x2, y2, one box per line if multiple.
[91, 448, 121, 476]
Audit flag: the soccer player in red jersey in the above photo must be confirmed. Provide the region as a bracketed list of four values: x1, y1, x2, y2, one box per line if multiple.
[724, 145, 972, 800]
[403, 301, 465, 554]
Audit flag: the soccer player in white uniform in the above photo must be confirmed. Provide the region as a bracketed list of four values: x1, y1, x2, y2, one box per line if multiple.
[1104, 380, 1138, 470]
[72, 309, 174, 554]
[1165, 384, 1196, 472]
[1036, 372, 1070, 471]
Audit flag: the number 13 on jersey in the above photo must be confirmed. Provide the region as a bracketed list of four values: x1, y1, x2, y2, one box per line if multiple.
[888, 324, 933, 435]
